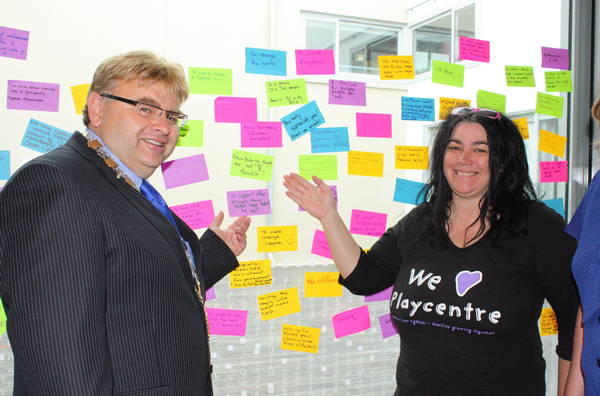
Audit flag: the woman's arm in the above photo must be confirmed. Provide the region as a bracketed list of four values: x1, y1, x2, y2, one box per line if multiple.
[564, 306, 585, 396]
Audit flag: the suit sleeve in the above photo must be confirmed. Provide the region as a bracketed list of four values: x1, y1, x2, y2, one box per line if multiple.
[198, 229, 239, 290]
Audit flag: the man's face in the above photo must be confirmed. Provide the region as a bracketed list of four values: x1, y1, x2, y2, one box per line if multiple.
[92, 80, 181, 179]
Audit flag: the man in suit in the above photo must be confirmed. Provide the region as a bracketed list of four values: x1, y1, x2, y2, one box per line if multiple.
[0, 50, 251, 395]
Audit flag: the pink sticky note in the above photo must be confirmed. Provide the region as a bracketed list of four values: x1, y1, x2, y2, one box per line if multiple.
[458, 36, 490, 63]
[299, 185, 337, 211]
[295, 49, 335, 75]
[0, 26, 29, 60]
[311, 229, 332, 259]
[215, 97, 257, 124]
[206, 308, 248, 336]
[227, 189, 271, 216]
[540, 161, 568, 183]
[170, 200, 215, 230]
[329, 79, 366, 106]
[241, 122, 283, 148]
[161, 154, 209, 189]
[206, 287, 216, 301]
[379, 313, 398, 339]
[332, 305, 371, 338]
[7, 80, 59, 112]
[365, 286, 393, 302]
[356, 113, 392, 138]
[542, 47, 570, 70]
[350, 209, 387, 237]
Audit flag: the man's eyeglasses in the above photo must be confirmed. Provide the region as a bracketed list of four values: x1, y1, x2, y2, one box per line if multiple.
[451, 107, 501, 120]
[100, 93, 188, 127]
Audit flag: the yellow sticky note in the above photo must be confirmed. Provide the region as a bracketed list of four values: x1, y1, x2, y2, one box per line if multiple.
[230, 149, 274, 182]
[395, 146, 429, 169]
[304, 272, 342, 298]
[539, 129, 567, 157]
[512, 118, 529, 140]
[282, 324, 321, 354]
[378, 55, 414, 80]
[265, 78, 309, 107]
[257, 225, 298, 252]
[348, 151, 384, 177]
[230, 259, 272, 289]
[189, 67, 233, 95]
[70, 83, 90, 115]
[439, 97, 471, 120]
[540, 307, 558, 336]
[258, 287, 301, 321]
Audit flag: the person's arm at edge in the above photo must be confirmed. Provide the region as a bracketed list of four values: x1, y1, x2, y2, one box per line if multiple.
[564, 306, 585, 396]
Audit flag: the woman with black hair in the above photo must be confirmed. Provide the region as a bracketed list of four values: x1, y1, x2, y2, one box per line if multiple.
[284, 107, 579, 396]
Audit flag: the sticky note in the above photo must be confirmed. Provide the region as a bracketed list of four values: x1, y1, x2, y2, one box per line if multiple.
[245, 47, 286, 76]
[8, 80, 60, 112]
[70, 83, 90, 115]
[356, 113, 391, 138]
[458, 36, 490, 63]
[540, 161, 568, 183]
[401, 97, 435, 121]
[215, 97, 257, 123]
[169, 200, 214, 230]
[540, 307, 558, 336]
[0, 26, 29, 60]
[281, 100, 325, 141]
[329, 79, 366, 106]
[545, 71, 573, 92]
[379, 313, 398, 339]
[230, 150, 274, 182]
[505, 66, 535, 87]
[476, 90, 506, 114]
[161, 154, 209, 189]
[227, 189, 271, 217]
[350, 209, 387, 237]
[206, 308, 248, 336]
[230, 259, 272, 289]
[393, 178, 426, 205]
[310, 127, 350, 153]
[282, 324, 321, 353]
[304, 272, 342, 297]
[0, 298, 6, 336]
[241, 122, 283, 148]
[299, 155, 338, 180]
[177, 120, 204, 147]
[296, 49, 335, 75]
[258, 287, 301, 320]
[439, 97, 471, 120]
[21, 119, 71, 154]
[257, 225, 298, 253]
[395, 146, 429, 170]
[332, 305, 371, 338]
[266, 78, 308, 107]
[348, 151, 384, 177]
[188, 67, 232, 95]
[301, 186, 337, 212]
[378, 55, 414, 80]
[538, 129, 567, 157]
[543, 198, 565, 218]
[512, 117, 529, 140]
[311, 229, 332, 259]
[542, 47, 569, 70]
[365, 286, 393, 302]
[206, 287, 216, 301]
[0, 151, 10, 181]
[432, 60, 465, 88]
[536, 92, 564, 118]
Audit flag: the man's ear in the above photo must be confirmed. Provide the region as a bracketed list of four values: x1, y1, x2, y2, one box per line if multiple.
[87, 92, 104, 128]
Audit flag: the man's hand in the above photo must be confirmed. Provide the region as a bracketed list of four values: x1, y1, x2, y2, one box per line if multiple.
[209, 211, 251, 256]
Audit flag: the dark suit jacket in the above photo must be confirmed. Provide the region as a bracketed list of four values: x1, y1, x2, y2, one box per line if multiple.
[0, 132, 238, 395]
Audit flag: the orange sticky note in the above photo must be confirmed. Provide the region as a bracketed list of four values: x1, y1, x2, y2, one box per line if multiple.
[513, 118, 529, 140]
[395, 146, 429, 169]
[258, 287, 301, 321]
[304, 272, 342, 297]
[70, 83, 90, 115]
[538, 129, 567, 157]
[379, 55, 414, 80]
[439, 97, 471, 120]
[540, 307, 558, 336]
[281, 324, 321, 354]
[230, 259, 272, 289]
[348, 151, 384, 177]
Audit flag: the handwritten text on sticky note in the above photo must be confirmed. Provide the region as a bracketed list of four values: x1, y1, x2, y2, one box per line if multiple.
[536, 92, 564, 118]
[332, 305, 371, 338]
[230, 259, 272, 289]
[162, 154, 209, 189]
[299, 155, 338, 181]
[296, 49, 334, 75]
[0, 26, 29, 60]
[395, 146, 429, 170]
[282, 324, 321, 354]
[545, 71, 573, 92]
[241, 122, 282, 148]
[513, 118, 529, 140]
[379, 313, 398, 339]
[458, 36, 490, 62]
[266, 78, 308, 107]
[348, 151, 384, 177]
[245, 47, 286, 76]
[206, 308, 248, 336]
[281, 100, 325, 141]
[350, 209, 387, 237]
[538, 129, 567, 157]
[379, 56, 414, 80]
[311, 229, 332, 259]
[542, 47, 569, 70]
[401, 97, 435, 121]
[258, 287, 301, 321]
[170, 200, 214, 230]
[540, 307, 558, 336]
[189, 67, 232, 95]
[432, 60, 465, 87]
[177, 120, 204, 148]
[540, 161, 568, 183]
[257, 225, 298, 253]
[505, 66, 535, 87]
[310, 127, 350, 153]
[230, 150, 274, 181]
[21, 119, 71, 154]
[439, 97, 471, 120]
[227, 189, 271, 216]
[8, 80, 60, 112]
[393, 178, 426, 205]
[305, 272, 342, 298]
[329, 79, 366, 106]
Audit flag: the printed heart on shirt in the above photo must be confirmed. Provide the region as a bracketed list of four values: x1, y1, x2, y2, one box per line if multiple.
[455, 270, 483, 297]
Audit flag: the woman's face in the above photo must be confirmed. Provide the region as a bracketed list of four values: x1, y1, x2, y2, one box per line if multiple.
[443, 122, 491, 203]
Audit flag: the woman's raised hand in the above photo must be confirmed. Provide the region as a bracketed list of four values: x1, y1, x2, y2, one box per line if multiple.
[283, 173, 336, 221]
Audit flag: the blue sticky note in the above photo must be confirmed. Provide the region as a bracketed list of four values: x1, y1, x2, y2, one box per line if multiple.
[0, 151, 9, 180]
[310, 127, 350, 153]
[21, 119, 72, 154]
[542, 198, 565, 219]
[401, 97, 435, 121]
[245, 47, 287, 76]
[281, 100, 325, 141]
[393, 178, 426, 205]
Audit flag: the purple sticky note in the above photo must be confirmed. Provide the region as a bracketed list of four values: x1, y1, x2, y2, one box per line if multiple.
[356, 113, 392, 138]
[299, 185, 337, 211]
[540, 161, 568, 183]
[206, 287, 216, 301]
[311, 230, 332, 259]
[296, 49, 335, 75]
[161, 154, 209, 189]
[227, 189, 271, 217]
[7, 80, 59, 112]
[379, 313, 398, 339]
[458, 36, 490, 63]
[350, 209, 387, 237]
[0, 26, 29, 60]
[332, 305, 371, 338]
[365, 286, 393, 302]
[241, 122, 283, 148]
[215, 97, 257, 124]
[542, 47, 570, 70]
[170, 200, 215, 230]
[206, 308, 248, 336]
[329, 79, 366, 106]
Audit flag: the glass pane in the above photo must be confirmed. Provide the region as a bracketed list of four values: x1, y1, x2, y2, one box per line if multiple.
[413, 14, 451, 75]
[306, 19, 336, 51]
[454, 4, 476, 62]
[339, 23, 398, 75]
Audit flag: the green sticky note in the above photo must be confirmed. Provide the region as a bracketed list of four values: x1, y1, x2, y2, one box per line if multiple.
[230, 149, 274, 181]
[177, 120, 203, 148]
[189, 67, 233, 95]
[431, 60, 465, 88]
[545, 71, 573, 92]
[536, 92, 564, 118]
[476, 90, 506, 114]
[0, 299, 6, 336]
[299, 155, 338, 181]
[505, 66, 535, 87]
[265, 78, 309, 107]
